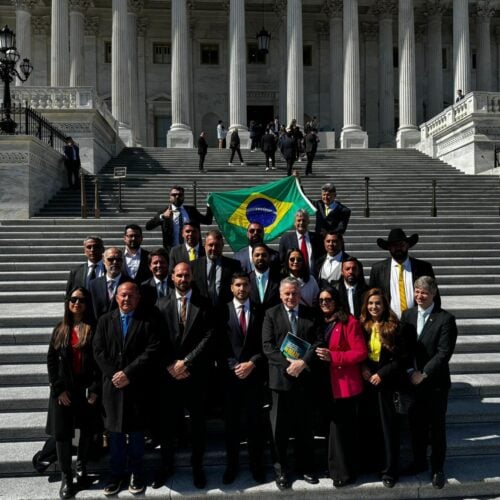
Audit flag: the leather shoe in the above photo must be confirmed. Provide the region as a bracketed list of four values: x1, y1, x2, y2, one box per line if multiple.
[128, 474, 146, 495]
[222, 465, 239, 484]
[275, 473, 290, 490]
[302, 472, 319, 484]
[152, 466, 174, 489]
[193, 466, 207, 489]
[333, 478, 353, 488]
[432, 471, 445, 489]
[382, 476, 396, 488]
[59, 475, 75, 499]
[103, 477, 124, 496]
[251, 468, 266, 484]
[400, 463, 428, 476]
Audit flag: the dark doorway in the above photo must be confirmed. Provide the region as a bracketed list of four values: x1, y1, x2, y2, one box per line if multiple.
[247, 105, 274, 129]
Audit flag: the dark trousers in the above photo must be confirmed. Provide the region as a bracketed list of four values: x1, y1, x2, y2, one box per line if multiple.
[264, 151, 276, 169]
[230, 147, 243, 163]
[286, 157, 295, 176]
[109, 431, 145, 477]
[198, 153, 206, 171]
[269, 385, 315, 474]
[224, 375, 265, 469]
[328, 395, 360, 482]
[306, 152, 315, 174]
[56, 430, 92, 476]
[409, 385, 449, 473]
[65, 160, 80, 188]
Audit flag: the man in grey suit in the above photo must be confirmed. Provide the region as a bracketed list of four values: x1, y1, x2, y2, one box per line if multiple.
[66, 236, 105, 294]
[401, 276, 457, 490]
[233, 222, 277, 274]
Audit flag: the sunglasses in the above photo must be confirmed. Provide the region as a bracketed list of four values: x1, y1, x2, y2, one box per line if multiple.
[319, 298, 334, 304]
[289, 257, 303, 263]
[106, 257, 123, 262]
[248, 228, 263, 234]
[69, 297, 86, 304]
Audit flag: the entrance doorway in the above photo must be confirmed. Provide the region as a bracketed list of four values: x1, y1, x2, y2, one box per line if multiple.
[247, 105, 274, 129]
[155, 116, 171, 147]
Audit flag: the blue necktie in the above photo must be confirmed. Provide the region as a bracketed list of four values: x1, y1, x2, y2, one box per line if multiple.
[121, 314, 131, 340]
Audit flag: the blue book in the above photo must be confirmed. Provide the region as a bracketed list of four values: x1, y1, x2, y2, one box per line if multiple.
[280, 332, 311, 360]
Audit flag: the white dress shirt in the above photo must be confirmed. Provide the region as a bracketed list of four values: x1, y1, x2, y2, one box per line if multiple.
[124, 247, 142, 279]
[320, 252, 343, 282]
[389, 257, 414, 319]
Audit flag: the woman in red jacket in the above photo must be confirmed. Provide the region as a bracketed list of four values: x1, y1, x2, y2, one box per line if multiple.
[315, 286, 367, 488]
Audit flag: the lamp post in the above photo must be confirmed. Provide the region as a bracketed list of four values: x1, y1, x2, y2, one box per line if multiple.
[0, 25, 33, 134]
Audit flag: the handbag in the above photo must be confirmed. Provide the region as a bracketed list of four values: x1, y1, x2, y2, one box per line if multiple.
[393, 389, 415, 415]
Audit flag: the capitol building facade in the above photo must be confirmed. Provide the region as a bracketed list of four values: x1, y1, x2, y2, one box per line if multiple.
[0, 0, 498, 149]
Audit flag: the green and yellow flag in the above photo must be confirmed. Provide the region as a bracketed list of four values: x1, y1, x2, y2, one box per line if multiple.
[207, 176, 316, 251]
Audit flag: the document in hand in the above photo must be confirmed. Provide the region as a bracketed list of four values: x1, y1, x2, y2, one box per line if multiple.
[280, 332, 312, 360]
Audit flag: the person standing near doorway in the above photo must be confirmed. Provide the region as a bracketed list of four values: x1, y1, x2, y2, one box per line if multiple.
[217, 121, 226, 149]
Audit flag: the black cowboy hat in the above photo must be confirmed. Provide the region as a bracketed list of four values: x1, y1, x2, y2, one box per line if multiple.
[376, 228, 419, 250]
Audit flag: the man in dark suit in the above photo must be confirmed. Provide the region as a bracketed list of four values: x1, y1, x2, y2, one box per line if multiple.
[139, 248, 170, 311]
[93, 281, 160, 496]
[89, 247, 131, 319]
[233, 222, 278, 273]
[65, 235, 105, 294]
[219, 271, 267, 485]
[122, 224, 151, 285]
[280, 129, 298, 176]
[313, 183, 351, 235]
[401, 276, 457, 490]
[168, 221, 205, 274]
[262, 277, 323, 489]
[336, 257, 367, 319]
[145, 185, 213, 252]
[197, 131, 208, 172]
[279, 209, 320, 271]
[248, 243, 281, 311]
[261, 128, 277, 171]
[153, 262, 215, 490]
[192, 229, 241, 307]
[304, 128, 319, 176]
[63, 136, 81, 189]
[314, 231, 349, 288]
[369, 228, 439, 319]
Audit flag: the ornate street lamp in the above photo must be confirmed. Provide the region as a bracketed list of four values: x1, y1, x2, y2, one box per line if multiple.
[0, 25, 33, 134]
[256, 0, 271, 54]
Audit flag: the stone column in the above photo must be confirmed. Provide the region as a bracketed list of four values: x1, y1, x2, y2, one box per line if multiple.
[476, 1, 494, 91]
[425, 1, 445, 118]
[50, 0, 70, 86]
[341, 0, 368, 148]
[373, 0, 396, 146]
[396, 0, 419, 148]
[167, 0, 193, 147]
[323, 0, 343, 143]
[112, 0, 132, 143]
[69, 0, 89, 87]
[453, 0, 470, 95]
[13, 0, 35, 86]
[496, 27, 500, 91]
[275, 0, 287, 126]
[415, 23, 425, 124]
[363, 23, 378, 146]
[31, 16, 49, 86]
[286, 0, 304, 129]
[137, 17, 148, 145]
[84, 17, 99, 88]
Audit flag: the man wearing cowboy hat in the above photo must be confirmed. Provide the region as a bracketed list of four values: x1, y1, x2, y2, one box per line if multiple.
[369, 228, 439, 318]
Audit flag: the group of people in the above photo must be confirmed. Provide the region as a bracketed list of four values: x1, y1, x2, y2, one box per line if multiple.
[47, 181, 457, 499]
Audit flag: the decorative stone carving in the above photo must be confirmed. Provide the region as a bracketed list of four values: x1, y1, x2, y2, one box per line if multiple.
[423, 0, 447, 18]
[476, 0, 495, 18]
[0, 152, 30, 164]
[128, 0, 143, 15]
[415, 23, 426, 43]
[137, 17, 148, 36]
[322, 0, 342, 19]
[371, 0, 396, 19]
[362, 22, 378, 41]
[11, 0, 35, 11]
[84, 16, 99, 36]
[274, 0, 287, 18]
[316, 20, 329, 37]
[68, 0, 91, 13]
[32, 15, 50, 35]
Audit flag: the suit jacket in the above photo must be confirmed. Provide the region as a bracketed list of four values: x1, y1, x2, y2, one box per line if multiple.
[191, 256, 242, 306]
[278, 231, 321, 270]
[261, 133, 277, 153]
[305, 132, 319, 154]
[92, 308, 161, 433]
[262, 303, 322, 392]
[168, 243, 206, 274]
[280, 135, 297, 160]
[313, 200, 351, 235]
[89, 274, 131, 320]
[139, 277, 169, 312]
[369, 256, 440, 308]
[248, 267, 281, 311]
[65, 261, 105, 295]
[156, 290, 215, 376]
[313, 251, 350, 287]
[336, 279, 368, 319]
[401, 305, 457, 390]
[145, 205, 213, 251]
[197, 136, 208, 155]
[122, 248, 151, 285]
[233, 245, 279, 274]
[63, 144, 81, 165]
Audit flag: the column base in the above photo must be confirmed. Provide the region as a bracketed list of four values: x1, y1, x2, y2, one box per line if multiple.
[118, 124, 134, 147]
[340, 127, 368, 149]
[167, 128, 194, 148]
[226, 129, 251, 149]
[396, 127, 420, 149]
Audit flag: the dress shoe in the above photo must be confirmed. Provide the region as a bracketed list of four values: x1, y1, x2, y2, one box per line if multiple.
[400, 463, 428, 476]
[103, 476, 124, 496]
[382, 476, 396, 488]
[251, 468, 266, 484]
[152, 466, 174, 489]
[275, 473, 290, 491]
[76, 472, 91, 489]
[432, 471, 445, 489]
[59, 474, 75, 499]
[222, 465, 239, 484]
[333, 477, 354, 488]
[193, 466, 207, 489]
[302, 472, 319, 484]
[128, 474, 146, 495]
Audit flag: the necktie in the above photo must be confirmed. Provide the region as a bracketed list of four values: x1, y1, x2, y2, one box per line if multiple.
[398, 264, 408, 312]
[348, 287, 355, 316]
[289, 309, 298, 335]
[157, 281, 166, 298]
[121, 314, 130, 340]
[300, 235, 309, 266]
[208, 261, 217, 304]
[325, 205, 329, 216]
[180, 296, 187, 325]
[257, 274, 266, 302]
[178, 210, 184, 243]
[417, 311, 428, 336]
[107, 280, 116, 300]
[88, 264, 96, 281]
[239, 304, 247, 336]
[188, 247, 196, 261]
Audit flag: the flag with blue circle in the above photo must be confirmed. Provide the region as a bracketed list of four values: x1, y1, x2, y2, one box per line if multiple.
[207, 176, 316, 251]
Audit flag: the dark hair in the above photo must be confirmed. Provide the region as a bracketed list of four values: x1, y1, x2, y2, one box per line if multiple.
[148, 247, 169, 264]
[318, 286, 349, 324]
[124, 224, 142, 235]
[282, 247, 310, 282]
[183, 220, 200, 230]
[359, 288, 399, 352]
[171, 185, 185, 194]
[231, 270, 250, 284]
[252, 243, 271, 255]
[323, 230, 343, 241]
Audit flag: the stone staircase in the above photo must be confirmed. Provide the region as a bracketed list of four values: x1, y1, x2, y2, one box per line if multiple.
[0, 148, 499, 498]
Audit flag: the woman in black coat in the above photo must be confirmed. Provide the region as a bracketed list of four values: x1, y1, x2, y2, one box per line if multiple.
[358, 288, 416, 488]
[46, 287, 101, 499]
[228, 129, 245, 165]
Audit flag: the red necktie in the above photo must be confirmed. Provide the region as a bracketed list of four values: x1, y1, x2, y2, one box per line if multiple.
[239, 305, 247, 336]
[300, 235, 308, 267]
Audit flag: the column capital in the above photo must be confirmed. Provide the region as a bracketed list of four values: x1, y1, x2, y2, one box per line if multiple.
[32, 15, 50, 34]
[84, 16, 100, 35]
[137, 16, 148, 36]
[422, 0, 447, 18]
[476, 0, 495, 19]
[362, 22, 378, 41]
[128, 0, 143, 15]
[415, 22, 426, 42]
[68, 0, 91, 14]
[222, 0, 229, 15]
[322, 0, 342, 19]
[11, 0, 36, 11]
[371, 0, 396, 19]
[315, 20, 329, 37]
[274, 0, 287, 19]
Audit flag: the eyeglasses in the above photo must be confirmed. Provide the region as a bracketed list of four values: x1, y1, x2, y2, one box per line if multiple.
[319, 298, 334, 304]
[289, 257, 303, 263]
[248, 228, 263, 234]
[106, 257, 122, 262]
[69, 297, 86, 304]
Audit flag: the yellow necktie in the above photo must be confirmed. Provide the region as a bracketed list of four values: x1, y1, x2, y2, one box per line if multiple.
[325, 205, 329, 215]
[188, 248, 196, 261]
[398, 263, 407, 312]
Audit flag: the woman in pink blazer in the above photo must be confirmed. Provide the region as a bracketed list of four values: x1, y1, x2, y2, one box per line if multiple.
[316, 286, 368, 488]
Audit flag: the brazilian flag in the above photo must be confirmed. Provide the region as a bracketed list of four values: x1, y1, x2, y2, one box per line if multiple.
[207, 176, 316, 251]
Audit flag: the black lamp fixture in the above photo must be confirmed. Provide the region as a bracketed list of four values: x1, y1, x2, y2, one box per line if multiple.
[256, 0, 271, 54]
[0, 25, 33, 134]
